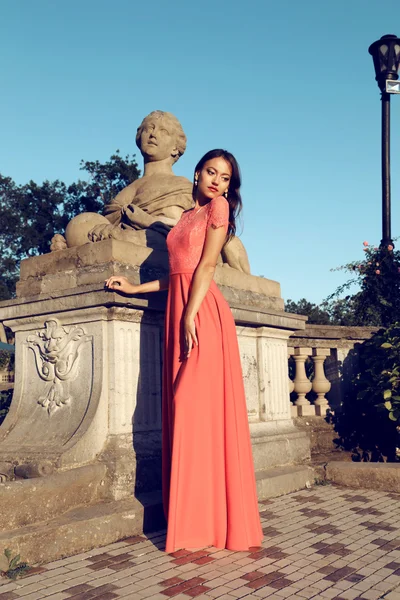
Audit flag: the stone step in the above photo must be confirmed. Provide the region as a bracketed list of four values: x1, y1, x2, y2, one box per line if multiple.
[0, 491, 165, 566]
[256, 464, 315, 499]
[311, 450, 354, 480]
[0, 464, 108, 532]
[325, 461, 400, 493]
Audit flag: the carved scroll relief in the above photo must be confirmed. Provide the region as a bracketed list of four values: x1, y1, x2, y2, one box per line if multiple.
[27, 319, 91, 415]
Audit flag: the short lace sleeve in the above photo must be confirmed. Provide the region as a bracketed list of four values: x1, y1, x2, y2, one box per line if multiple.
[207, 196, 229, 231]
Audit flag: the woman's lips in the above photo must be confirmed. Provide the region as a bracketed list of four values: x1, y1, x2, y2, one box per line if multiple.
[208, 187, 218, 192]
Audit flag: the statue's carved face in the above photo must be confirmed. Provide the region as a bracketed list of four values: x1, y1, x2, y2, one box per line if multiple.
[139, 118, 178, 162]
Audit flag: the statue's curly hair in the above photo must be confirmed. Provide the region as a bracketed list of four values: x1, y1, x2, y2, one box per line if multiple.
[136, 110, 187, 164]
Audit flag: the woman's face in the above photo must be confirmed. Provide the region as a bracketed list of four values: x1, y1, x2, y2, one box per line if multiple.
[195, 157, 232, 201]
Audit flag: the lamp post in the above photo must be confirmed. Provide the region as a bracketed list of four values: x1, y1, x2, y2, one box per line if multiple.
[368, 34, 400, 249]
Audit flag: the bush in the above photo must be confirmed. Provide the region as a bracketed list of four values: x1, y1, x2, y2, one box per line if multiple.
[332, 324, 400, 462]
[330, 241, 400, 327]
[0, 389, 12, 426]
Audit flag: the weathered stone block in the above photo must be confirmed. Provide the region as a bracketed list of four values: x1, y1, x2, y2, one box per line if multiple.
[326, 461, 400, 492]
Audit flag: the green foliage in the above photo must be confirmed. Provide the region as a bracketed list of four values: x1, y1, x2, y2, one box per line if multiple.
[0, 389, 13, 426]
[324, 243, 400, 459]
[1, 548, 30, 579]
[285, 298, 331, 324]
[328, 241, 400, 327]
[285, 297, 356, 326]
[331, 324, 400, 461]
[0, 349, 13, 370]
[358, 324, 400, 424]
[0, 151, 140, 300]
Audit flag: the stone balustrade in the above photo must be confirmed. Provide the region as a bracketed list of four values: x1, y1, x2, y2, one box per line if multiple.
[0, 323, 378, 421]
[288, 324, 377, 418]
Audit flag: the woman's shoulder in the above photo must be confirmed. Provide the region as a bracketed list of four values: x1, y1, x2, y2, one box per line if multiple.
[209, 196, 229, 213]
[210, 195, 228, 206]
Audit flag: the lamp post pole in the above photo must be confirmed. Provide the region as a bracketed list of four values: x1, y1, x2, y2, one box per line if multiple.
[368, 34, 400, 249]
[381, 90, 392, 248]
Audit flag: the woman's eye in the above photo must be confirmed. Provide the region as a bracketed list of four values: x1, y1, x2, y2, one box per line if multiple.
[207, 169, 214, 175]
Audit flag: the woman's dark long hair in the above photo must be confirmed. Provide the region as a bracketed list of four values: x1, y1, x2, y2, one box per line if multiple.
[193, 149, 242, 238]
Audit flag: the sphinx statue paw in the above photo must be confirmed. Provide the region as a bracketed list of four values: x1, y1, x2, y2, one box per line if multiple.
[221, 237, 251, 274]
[50, 234, 67, 252]
[88, 223, 115, 241]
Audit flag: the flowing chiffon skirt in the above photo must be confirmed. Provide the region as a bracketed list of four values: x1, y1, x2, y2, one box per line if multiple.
[162, 272, 263, 552]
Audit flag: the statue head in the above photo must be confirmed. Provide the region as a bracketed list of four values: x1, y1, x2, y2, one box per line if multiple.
[136, 110, 187, 164]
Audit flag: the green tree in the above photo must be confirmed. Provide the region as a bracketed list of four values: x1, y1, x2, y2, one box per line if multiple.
[328, 241, 400, 327]
[285, 297, 356, 326]
[0, 152, 140, 300]
[285, 298, 331, 325]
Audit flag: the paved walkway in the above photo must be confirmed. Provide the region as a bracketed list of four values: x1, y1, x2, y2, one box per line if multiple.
[1, 485, 400, 600]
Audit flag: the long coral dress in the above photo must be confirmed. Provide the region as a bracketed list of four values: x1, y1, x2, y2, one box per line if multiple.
[162, 195, 263, 552]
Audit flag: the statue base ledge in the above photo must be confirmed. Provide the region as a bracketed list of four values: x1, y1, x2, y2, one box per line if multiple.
[17, 239, 282, 306]
[0, 284, 306, 332]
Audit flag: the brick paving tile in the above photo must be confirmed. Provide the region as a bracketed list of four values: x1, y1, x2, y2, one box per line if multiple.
[86, 594, 118, 600]
[344, 574, 365, 583]
[160, 577, 186, 587]
[384, 592, 400, 600]
[241, 571, 265, 582]
[342, 495, 370, 503]
[291, 494, 325, 504]
[357, 591, 384, 600]
[323, 567, 356, 583]
[171, 552, 212, 566]
[183, 584, 212, 597]
[191, 557, 215, 566]
[228, 586, 254, 598]
[169, 551, 193, 559]
[318, 567, 340, 576]
[160, 577, 207, 597]
[17, 593, 48, 600]
[0, 594, 20, 600]
[267, 578, 294, 590]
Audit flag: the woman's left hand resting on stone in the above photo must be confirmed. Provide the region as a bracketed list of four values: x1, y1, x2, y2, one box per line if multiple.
[104, 275, 169, 295]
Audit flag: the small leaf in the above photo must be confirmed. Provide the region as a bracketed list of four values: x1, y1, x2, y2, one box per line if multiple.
[4, 548, 11, 560]
[384, 401, 392, 410]
[389, 412, 398, 421]
[381, 342, 393, 349]
[383, 389, 392, 399]
[9, 555, 20, 570]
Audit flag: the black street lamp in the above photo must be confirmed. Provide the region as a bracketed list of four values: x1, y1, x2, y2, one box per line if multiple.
[368, 34, 400, 249]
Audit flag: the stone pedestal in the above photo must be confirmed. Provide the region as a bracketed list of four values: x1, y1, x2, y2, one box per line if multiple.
[0, 240, 310, 561]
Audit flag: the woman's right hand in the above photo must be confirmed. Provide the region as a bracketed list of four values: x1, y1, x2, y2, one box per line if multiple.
[104, 276, 138, 294]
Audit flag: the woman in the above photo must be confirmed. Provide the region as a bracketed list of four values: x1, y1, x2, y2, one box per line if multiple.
[105, 149, 263, 552]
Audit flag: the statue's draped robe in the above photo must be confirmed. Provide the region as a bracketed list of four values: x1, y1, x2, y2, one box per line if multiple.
[104, 175, 193, 229]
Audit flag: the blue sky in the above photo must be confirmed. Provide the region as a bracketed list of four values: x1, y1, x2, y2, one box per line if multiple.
[1, 0, 399, 304]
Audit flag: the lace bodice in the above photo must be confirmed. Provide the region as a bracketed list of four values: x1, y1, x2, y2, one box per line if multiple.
[166, 195, 229, 274]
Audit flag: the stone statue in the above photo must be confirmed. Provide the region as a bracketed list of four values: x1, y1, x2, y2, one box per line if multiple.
[88, 110, 193, 249]
[57, 110, 250, 272]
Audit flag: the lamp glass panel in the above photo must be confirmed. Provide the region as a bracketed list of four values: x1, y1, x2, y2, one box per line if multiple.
[379, 44, 389, 71]
[395, 44, 400, 71]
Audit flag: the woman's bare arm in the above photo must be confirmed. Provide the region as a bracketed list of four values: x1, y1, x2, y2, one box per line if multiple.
[183, 224, 227, 357]
[104, 275, 169, 295]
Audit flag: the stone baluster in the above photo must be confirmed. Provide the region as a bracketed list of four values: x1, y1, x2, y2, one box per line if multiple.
[293, 347, 314, 416]
[312, 349, 331, 416]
